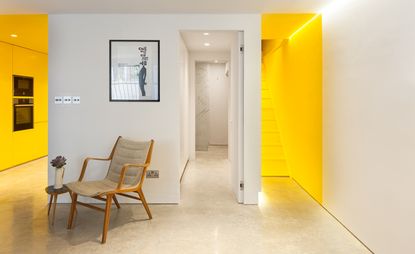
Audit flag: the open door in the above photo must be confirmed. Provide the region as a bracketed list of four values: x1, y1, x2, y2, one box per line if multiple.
[229, 31, 244, 203]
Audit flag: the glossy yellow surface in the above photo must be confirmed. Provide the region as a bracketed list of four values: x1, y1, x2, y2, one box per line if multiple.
[0, 15, 48, 171]
[262, 14, 316, 40]
[262, 14, 322, 203]
[0, 43, 13, 170]
[262, 51, 288, 176]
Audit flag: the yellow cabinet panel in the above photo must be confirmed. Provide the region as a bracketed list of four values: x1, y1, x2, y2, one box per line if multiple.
[0, 44, 48, 171]
[0, 43, 13, 170]
[13, 46, 48, 122]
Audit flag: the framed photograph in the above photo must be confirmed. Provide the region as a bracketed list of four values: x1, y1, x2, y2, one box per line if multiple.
[109, 40, 160, 101]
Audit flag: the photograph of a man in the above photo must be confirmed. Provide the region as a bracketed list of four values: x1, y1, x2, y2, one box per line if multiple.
[138, 62, 147, 96]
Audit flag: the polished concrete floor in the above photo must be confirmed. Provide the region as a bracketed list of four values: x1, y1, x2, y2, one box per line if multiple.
[0, 147, 371, 254]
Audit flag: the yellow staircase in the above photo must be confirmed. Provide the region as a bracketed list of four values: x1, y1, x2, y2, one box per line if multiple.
[261, 74, 289, 176]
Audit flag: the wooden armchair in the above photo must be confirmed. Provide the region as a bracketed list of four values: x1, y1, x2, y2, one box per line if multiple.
[66, 136, 154, 243]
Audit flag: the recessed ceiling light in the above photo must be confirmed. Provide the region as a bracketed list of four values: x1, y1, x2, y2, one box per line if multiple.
[203, 32, 209, 36]
[214, 60, 219, 63]
[10, 34, 18, 38]
[204, 42, 211, 47]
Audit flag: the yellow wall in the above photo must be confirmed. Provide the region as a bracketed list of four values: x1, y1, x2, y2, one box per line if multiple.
[0, 15, 48, 171]
[262, 14, 316, 40]
[262, 15, 322, 203]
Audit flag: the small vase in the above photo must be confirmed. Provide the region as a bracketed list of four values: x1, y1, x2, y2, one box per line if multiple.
[54, 167, 65, 189]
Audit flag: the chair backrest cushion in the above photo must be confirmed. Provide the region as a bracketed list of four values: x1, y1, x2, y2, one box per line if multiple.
[106, 137, 151, 186]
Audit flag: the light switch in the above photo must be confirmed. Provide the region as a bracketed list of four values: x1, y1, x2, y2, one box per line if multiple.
[63, 96, 72, 104]
[72, 96, 81, 104]
[54, 96, 63, 104]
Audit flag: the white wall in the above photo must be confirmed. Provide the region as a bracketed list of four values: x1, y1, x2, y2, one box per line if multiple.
[323, 0, 415, 253]
[208, 63, 229, 145]
[49, 14, 261, 204]
[179, 35, 190, 177]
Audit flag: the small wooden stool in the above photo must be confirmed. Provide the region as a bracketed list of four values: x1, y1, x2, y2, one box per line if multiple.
[45, 185, 69, 225]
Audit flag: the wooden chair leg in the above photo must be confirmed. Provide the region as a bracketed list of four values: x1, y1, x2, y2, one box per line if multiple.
[102, 194, 113, 244]
[137, 190, 152, 219]
[67, 193, 78, 229]
[113, 195, 121, 209]
[47, 194, 53, 215]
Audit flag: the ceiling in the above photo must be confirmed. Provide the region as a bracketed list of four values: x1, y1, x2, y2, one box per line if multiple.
[0, 0, 332, 14]
[181, 31, 235, 52]
[0, 1, 332, 54]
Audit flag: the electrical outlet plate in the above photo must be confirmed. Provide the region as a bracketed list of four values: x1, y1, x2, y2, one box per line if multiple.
[72, 96, 81, 104]
[63, 96, 72, 104]
[54, 96, 63, 104]
[146, 170, 159, 178]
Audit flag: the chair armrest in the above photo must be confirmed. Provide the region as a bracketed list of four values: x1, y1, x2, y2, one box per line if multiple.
[116, 163, 150, 189]
[78, 156, 111, 181]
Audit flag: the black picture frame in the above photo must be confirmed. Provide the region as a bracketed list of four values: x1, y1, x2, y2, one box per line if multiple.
[109, 40, 160, 102]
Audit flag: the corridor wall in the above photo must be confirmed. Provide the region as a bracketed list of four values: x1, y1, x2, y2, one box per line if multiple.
[323, 0, 415, 252]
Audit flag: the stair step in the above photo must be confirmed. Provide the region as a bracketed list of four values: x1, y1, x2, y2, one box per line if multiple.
[262, 98, 273, 108]
[262, 121, 279, 132]
[261, 132, 282, 147]
[262, 132, 282, 141]
[262, 146, 285, 156]
[262, 160, 289, 176]
[262, 139, 282, 146]
[262, 155, 286, 160]
[262, 109, 276, 121]
[261, 92, 272, 99]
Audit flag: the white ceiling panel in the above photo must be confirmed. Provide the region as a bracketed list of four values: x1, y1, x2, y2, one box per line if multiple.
[0, 0, 333, 14]
[181, 31, 235, 52]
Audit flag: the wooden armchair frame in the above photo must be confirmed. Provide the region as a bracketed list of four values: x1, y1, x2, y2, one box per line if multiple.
[67, 136, 154, 243]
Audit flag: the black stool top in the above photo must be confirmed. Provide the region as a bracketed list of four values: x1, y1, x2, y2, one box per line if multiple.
[45, 185, 69, 194]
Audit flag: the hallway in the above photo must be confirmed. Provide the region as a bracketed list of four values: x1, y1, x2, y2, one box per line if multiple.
[0, 148, 370, 254]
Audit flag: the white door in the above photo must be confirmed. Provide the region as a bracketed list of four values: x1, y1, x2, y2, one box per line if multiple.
[229, 31, 244, 203]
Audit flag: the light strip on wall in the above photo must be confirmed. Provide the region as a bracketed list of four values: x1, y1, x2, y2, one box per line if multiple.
[319, 0, 353, 15]
[287, 0, 353, 40]
[288, 14, 320, 40]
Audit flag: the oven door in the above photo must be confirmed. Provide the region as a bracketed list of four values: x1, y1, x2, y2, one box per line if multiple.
[14, 104, 34, 131]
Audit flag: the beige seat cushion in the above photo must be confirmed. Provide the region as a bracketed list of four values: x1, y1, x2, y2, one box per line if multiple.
[66, 179, 134, 197]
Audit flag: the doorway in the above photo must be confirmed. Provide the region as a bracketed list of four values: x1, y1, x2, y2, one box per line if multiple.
[195, 61, 229, 151]
[179, 30, 244, 203]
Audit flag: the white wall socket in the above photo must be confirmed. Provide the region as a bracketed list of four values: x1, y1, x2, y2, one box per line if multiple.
[72, 96, 81, 104]
[63, 96, 72, 104]
[54, 96, 63, 104]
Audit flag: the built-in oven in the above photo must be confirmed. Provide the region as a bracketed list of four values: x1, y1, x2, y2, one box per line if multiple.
[13, 75, 34, 132]
[13, 98, 34, 131]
